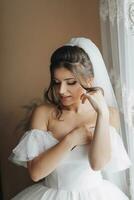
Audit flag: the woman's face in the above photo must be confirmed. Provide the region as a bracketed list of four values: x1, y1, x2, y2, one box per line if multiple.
[53, 67, 87, 106]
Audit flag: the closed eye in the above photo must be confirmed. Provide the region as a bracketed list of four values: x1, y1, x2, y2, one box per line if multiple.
[67, 81, 77, 85]
[53, 80, 77, 85]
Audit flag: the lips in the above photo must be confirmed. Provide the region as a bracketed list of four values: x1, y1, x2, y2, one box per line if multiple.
[60, 96, 71, 100]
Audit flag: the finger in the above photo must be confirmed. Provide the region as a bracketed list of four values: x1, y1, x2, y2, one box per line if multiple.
[80, 93, 84, 100]
[81, 94, 94, 104]
[80, 94, 87, 104]
[82, 96, 87, 104]
[86, 91, 95, 96]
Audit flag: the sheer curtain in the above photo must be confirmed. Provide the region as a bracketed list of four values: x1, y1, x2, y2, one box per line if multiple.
[99, 0, 134, 199]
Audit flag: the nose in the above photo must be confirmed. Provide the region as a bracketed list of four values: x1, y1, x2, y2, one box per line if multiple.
[59, 82, 67, 95]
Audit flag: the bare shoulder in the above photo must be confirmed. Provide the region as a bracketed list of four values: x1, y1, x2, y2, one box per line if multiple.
[108, 106, 120, 131]
[30, 103, 55, 131]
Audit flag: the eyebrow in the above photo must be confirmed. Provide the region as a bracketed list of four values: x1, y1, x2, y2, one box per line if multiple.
[53, 78, 75, 81]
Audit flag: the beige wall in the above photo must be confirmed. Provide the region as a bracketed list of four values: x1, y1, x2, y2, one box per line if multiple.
[0, 1, 101, 199]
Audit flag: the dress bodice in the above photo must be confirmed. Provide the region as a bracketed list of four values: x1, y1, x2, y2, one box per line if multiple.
[40, 131, 103, 190]
[9, 125, 132, 192]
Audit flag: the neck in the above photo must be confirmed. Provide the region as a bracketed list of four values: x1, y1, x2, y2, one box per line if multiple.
[61, 101, 82, 113]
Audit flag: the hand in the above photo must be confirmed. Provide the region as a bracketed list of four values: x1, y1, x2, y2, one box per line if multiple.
[67, 125, 95, 148]
[81, 89, 109, 116]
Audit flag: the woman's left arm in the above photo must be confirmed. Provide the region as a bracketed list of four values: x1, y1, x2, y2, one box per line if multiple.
[109, 106, 120, 132]
[88, 112, 111, 170]
[81, 90, 111, 170]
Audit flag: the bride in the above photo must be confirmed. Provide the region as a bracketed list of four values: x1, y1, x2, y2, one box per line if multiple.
[9, 37, 132, 199]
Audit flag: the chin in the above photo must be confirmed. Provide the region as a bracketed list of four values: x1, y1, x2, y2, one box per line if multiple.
[61, 100, 80, 107]
[61, 101, 73, 106]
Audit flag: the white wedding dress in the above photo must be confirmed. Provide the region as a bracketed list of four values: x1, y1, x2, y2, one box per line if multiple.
[9, 125, 132, 200]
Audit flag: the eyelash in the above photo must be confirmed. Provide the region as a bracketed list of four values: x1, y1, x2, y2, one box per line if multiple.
[53, 81, 77, 85]
[67, 81, 77, 85]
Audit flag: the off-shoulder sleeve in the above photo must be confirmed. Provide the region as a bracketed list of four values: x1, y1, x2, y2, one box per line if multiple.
[8, 129, 47, 168]
[101, 126, 132, 174]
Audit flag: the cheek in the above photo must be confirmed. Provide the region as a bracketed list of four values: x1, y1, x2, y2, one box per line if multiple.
[72, 86, 85, 98]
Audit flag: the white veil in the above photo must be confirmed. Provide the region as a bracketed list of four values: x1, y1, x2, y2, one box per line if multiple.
[65, 37, 129, 195]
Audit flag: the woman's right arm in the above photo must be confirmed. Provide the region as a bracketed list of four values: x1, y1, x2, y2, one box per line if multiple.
[27, 105, 75, 182]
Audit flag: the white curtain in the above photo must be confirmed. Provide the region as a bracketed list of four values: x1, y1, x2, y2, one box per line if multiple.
[99, 0, 134, 199]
